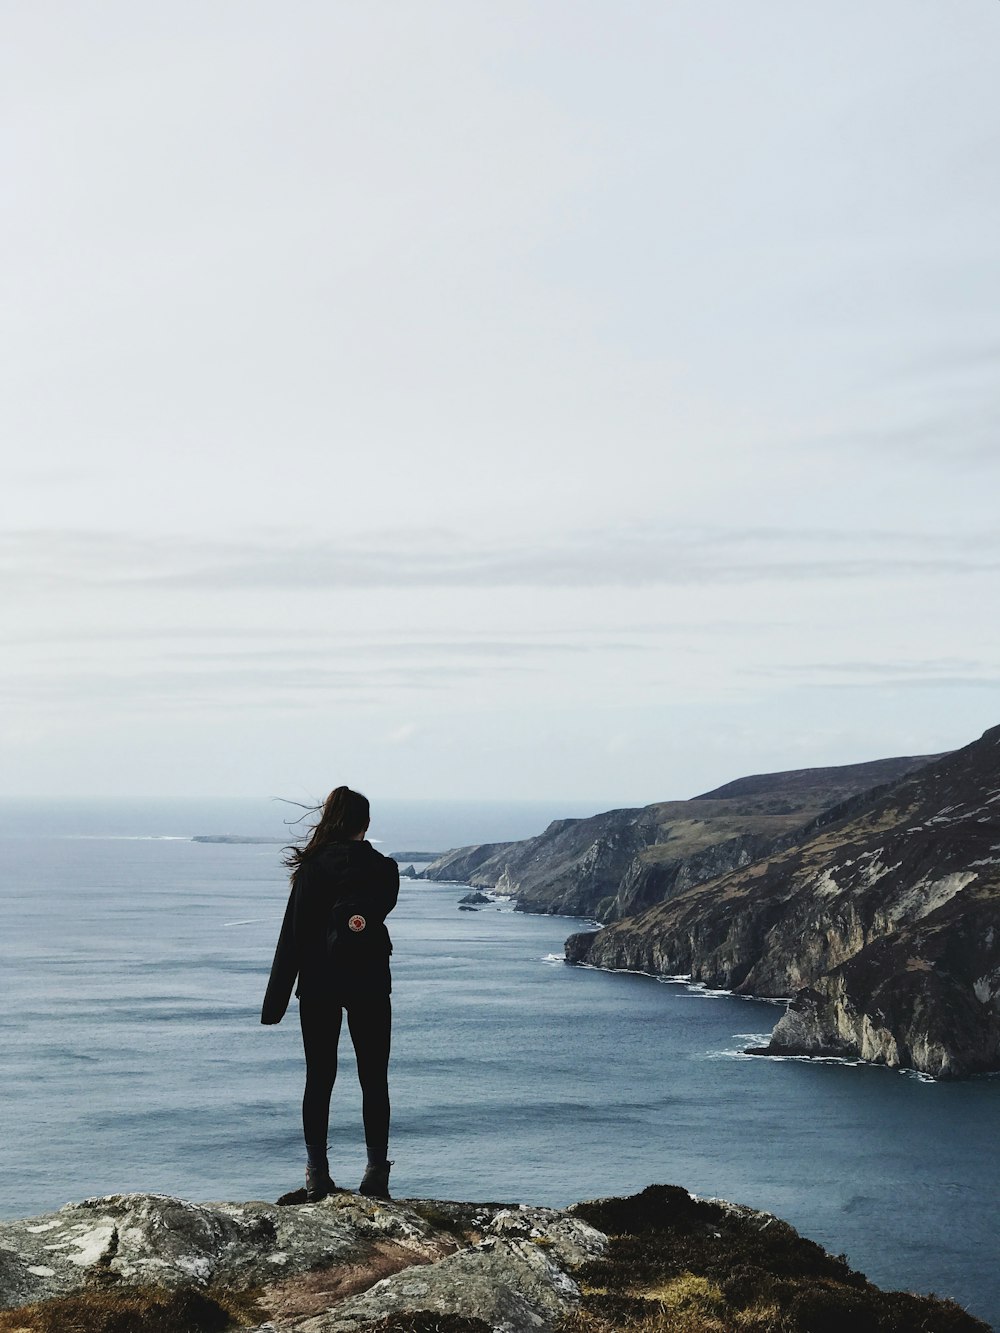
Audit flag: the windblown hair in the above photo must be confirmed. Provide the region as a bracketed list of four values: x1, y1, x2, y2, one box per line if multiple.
[283, 786, 370, 871]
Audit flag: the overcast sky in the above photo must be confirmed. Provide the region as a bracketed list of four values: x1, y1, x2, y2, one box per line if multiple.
[3, 1, 999, 807]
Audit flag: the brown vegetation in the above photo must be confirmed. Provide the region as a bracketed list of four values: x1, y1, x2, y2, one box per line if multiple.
[0, 1283, 262, 1333]
[561, 1185, 987, 1333]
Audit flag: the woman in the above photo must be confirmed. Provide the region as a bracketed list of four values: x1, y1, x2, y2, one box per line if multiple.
[261, 786, 399, 1202]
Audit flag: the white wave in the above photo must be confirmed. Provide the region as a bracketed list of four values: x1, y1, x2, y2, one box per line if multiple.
[572, 962, 790, 1007]
[653, 975, 791, 1005]
[702, 1046, 780, 1063]
[652, 976, 738, 999]
[223, 919, 266, 927]
[901, 1068, 937, 1084]
[541, 953, 566, 963]
[708, 1044, 944, 1082]
[765, 1052, 943, 1082]
[763, 1053, 866, 1068]
[573, 961, 661, 980]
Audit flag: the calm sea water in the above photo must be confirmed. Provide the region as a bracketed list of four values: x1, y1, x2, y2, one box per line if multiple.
[1, 799, 998, 1329]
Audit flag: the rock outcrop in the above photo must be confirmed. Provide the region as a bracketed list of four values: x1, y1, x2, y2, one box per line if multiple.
[568, 724, 1000, 1078]
[0, 1186, 987, 1332]
[419, 756, 941, 922]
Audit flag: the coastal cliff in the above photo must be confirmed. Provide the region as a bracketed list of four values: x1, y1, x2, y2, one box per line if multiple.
[419, 755, 940, 921]
[567, 724, 1000, 1079]
[0, 1186, 987, 1332]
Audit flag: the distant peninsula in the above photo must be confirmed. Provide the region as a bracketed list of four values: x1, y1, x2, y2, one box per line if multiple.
[192, 835, 286, 845]
[415, 752, 941, 920]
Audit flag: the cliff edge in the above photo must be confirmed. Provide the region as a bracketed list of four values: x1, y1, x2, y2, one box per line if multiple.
[0, 1185, 987, 1332]
[567, 724, 1000, 1079]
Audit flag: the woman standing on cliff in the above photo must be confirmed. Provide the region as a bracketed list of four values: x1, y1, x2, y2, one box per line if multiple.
[261, 787, 399, 1202]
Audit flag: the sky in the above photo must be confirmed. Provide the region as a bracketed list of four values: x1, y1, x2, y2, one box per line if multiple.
[2, 0, 999, 808]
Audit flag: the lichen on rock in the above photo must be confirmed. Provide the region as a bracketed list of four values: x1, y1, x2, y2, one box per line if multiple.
[0, 1186, 990, 1333]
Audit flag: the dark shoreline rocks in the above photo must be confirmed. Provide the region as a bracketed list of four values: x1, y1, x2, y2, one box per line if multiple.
[0, 1186, 988, 1332]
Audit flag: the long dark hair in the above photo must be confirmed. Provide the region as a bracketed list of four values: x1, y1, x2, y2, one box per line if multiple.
[283, 786, 370, 871]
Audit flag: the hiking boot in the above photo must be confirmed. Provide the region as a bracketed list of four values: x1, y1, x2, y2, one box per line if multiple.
[359, 1160, 393, 1200]
[305, 1164, 337, 1202]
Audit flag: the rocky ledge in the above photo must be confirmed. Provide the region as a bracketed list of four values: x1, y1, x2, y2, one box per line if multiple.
[0, 1185, 987, 1332]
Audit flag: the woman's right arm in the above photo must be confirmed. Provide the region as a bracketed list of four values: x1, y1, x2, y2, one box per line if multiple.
[260, 882, 299, 1025]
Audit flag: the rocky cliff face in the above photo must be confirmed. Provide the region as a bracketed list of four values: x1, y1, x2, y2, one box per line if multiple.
[420, 755, 940, 922]
[418, 810, 655, 918]
[568, 724, 1000, 1079]
[0, 1186, 986, 1332]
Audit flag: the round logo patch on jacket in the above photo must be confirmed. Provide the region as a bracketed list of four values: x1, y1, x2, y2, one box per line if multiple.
[348, 914, 367, 933]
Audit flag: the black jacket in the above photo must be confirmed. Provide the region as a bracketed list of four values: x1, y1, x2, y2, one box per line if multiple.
[260, 840, 399, 1024]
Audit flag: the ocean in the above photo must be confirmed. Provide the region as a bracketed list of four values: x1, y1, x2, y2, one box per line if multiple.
[1, 798, 998, 1329]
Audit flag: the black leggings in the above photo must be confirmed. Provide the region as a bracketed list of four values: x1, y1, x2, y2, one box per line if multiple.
[299, 990, 391, 1161]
